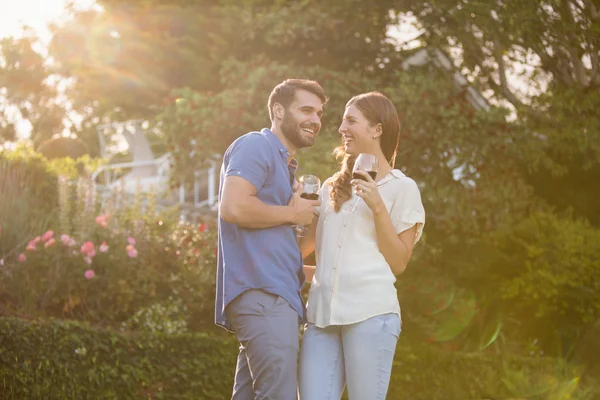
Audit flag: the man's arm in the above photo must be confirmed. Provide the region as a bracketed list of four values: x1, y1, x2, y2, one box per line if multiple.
[220, 176, 318, 229]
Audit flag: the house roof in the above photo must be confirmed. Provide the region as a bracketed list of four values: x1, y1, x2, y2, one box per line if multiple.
[401, 46, 490, 112]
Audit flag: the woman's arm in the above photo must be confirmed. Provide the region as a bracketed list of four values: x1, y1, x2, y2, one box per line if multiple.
[352, 170, 421, 275]
[372, 205, 417, 275]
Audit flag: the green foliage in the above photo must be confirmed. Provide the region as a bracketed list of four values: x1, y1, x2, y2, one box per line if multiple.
[396, 0, 600, 223]
[295, 133, 340, 182]
[0, 34, 66, 145]
[0, 157, 55, 265]
[0, 165, 217, 330]
[1, 317, 596, 400]
[156, 56, 379, 187]
[0, 146, 60, 210]
[400, 211, 600, 357]
[0, 145, 104, 264]
[37, 136, 89, 160]
[383, 65, 535, 242]
[493, 212, 600, 327]
[0, 317, 238, 399]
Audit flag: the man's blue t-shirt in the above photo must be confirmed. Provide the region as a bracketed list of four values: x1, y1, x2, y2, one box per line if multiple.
[215, 128, 305, 331]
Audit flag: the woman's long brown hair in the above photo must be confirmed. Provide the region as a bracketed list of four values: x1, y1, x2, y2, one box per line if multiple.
[329, 92, 400, 212]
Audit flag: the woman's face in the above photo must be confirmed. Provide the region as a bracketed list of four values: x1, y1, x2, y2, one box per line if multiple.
[338, 105, 380, 156]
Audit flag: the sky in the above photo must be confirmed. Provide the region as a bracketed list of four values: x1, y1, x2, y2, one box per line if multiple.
[0, 0, 97, 42]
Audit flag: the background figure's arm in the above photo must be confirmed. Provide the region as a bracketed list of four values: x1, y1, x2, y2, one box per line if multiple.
[303, 264, 316, 284]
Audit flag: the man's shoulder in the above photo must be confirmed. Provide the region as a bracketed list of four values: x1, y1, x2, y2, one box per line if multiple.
[227, 131, 271, 154]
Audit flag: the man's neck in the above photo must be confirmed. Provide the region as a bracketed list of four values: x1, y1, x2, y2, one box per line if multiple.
[270, 125, 297, 158]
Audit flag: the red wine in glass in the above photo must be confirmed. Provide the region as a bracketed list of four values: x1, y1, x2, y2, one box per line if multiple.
[294, 174, 321, 237]
[301, 192, 320, 200]
[352, 154, 379, 181]
[352, 171, 377, 181]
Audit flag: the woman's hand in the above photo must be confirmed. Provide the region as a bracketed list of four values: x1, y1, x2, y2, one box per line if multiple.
[351, 170, 385, 214]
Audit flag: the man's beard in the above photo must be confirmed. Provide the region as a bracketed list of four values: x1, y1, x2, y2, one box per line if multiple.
[281, 113, 317, 149]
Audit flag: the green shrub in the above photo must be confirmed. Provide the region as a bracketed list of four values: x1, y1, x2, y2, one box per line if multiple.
[0, 157, 55, 265]
[0, 216, 217, 329]
[0, 146, 104, 264]
[0, 317, 237, 399]
[0, 167, 217, 330]
[1, 317, 596, 400]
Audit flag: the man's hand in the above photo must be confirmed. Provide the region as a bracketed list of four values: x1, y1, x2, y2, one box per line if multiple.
[288, 183, 320, 226]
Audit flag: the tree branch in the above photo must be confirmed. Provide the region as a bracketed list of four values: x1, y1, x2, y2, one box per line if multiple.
[583, 0, 598, 20]
[491, 41, 540, 116]
[559, 1, 589, 86]
[590, 49, 600, 85]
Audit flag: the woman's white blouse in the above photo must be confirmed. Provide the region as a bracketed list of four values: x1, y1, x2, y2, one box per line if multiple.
[307, 169, 425, 328]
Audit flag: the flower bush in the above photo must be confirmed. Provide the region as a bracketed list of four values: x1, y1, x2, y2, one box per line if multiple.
[0, 159, 218, 331]
[1, 212, 218, 331]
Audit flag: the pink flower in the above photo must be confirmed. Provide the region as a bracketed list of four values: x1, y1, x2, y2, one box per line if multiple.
[80, 241, 95, 256]
[99, 242, 109, 253]
[26, 241, 37, 251]
[84, 269, 95, 279]
[84, 256, 93, 265]
[33, 236, 42, 244]
[18, 253, 26, 263]
[95, 215, 109, 228]
[126, 244, 138, 258]
[44, 238, 56, 247]
[60, 234, 71, 245]
[41, 230, 54, 242]
[127, 249, 138, 258]
[61, 235, 77, 247]
[127, 237, 136, 246]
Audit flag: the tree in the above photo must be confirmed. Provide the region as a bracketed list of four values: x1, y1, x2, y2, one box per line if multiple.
[0, 33, 66, 146]
[46, 0, 397, 155]
[395, 0, 600, 224]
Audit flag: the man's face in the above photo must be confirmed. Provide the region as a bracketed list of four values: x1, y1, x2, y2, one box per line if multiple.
[280, 89, 324, 149]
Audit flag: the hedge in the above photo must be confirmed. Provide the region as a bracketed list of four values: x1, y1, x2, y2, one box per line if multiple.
[0, 317, 596, 399]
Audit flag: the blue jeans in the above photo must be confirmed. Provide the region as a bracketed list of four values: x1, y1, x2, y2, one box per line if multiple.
[298, 313, 401, 400]
[226, 289, 300, 400]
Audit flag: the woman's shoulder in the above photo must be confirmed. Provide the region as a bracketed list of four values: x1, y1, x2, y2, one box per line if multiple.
[321, 176, 336, 190]
[389, 169, 419, 187]
[386, 170, 423, 200]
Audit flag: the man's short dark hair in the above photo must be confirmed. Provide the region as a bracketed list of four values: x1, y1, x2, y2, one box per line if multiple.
[268, 79, 328, 121]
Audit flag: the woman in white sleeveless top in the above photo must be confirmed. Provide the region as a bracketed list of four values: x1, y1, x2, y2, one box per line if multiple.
[298, 92, 425, 400]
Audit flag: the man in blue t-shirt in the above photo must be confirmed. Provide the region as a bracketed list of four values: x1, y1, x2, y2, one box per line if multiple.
[217, 79, 327, 399]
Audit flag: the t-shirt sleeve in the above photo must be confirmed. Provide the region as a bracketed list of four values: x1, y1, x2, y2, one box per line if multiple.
[389, 178, 426, 243]
[224, 134, 271, 191]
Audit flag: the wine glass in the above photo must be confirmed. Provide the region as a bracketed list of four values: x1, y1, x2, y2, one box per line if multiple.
[293, 174, 321, 237]
[349, 153, 378, 213]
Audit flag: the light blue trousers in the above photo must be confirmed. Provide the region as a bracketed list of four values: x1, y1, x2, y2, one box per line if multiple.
[298, 313, 401, 400]
[227, 289, 300, 400]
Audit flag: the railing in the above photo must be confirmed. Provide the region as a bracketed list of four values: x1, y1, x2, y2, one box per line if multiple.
[91, 154, 220, 219]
